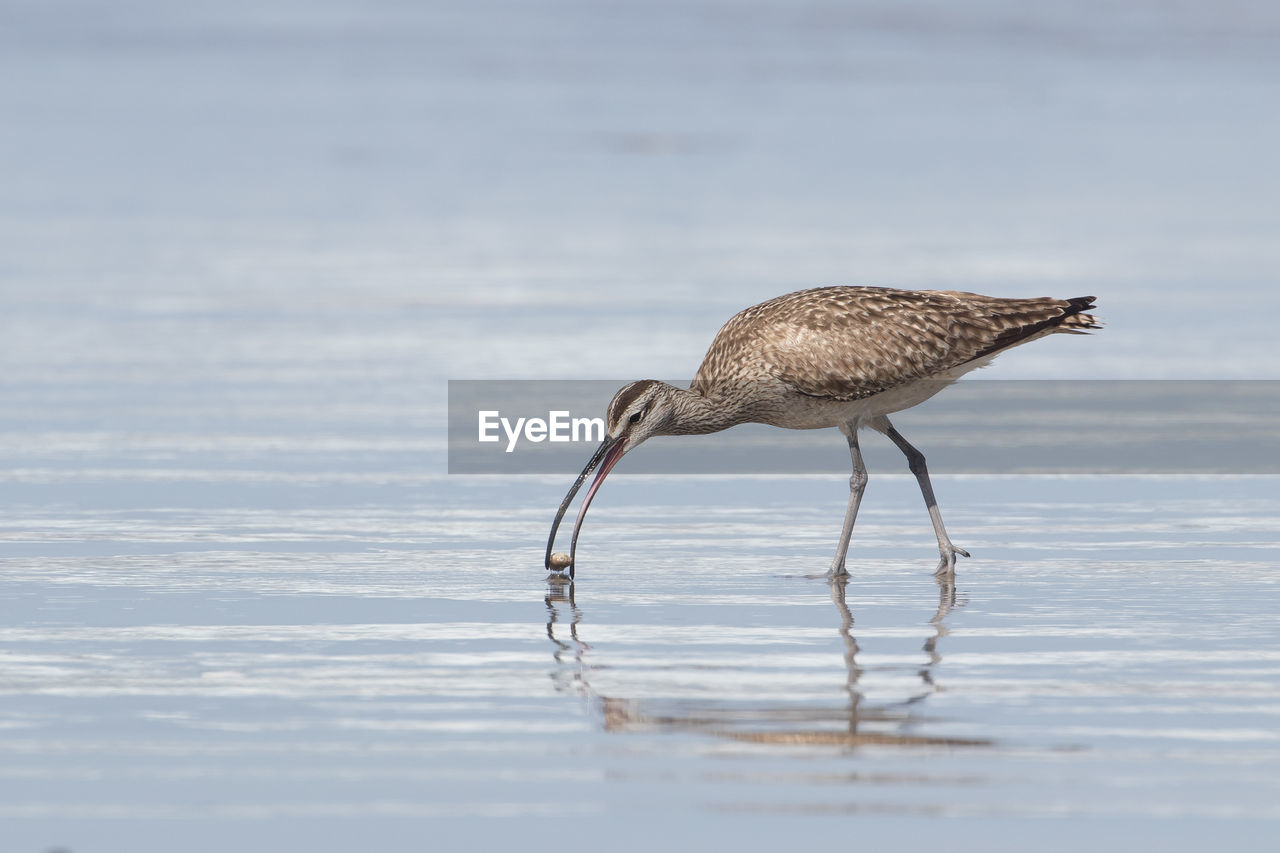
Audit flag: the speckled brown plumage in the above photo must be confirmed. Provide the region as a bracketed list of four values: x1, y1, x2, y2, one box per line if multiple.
[692, 286, 1099, 403]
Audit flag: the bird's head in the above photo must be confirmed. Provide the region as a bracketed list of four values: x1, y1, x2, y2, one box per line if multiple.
[604, 378, 681, 449]
[544, 380, 679, 577]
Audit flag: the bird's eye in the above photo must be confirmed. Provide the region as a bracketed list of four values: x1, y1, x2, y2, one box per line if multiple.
[628, 410, 643, 425]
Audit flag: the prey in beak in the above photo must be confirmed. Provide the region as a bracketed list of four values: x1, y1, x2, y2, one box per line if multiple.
[543, 433, 628, 579]
[544, 379, 677, 579]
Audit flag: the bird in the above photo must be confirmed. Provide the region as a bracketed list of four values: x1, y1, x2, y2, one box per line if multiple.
[544, 286, 1100, 580]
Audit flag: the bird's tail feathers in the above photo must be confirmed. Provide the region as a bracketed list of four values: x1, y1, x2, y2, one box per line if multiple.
[1061, 295, 1101, 332]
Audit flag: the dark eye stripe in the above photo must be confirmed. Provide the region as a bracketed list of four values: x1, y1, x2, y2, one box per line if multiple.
[608, 380, 659, 425]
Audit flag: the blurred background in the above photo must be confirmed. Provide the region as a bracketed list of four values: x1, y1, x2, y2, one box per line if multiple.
[4, 0, 1278, 432]
[2, 3, 1279, 851]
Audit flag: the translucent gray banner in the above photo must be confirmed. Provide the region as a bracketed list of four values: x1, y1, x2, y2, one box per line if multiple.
[448, 380, 1280, 474]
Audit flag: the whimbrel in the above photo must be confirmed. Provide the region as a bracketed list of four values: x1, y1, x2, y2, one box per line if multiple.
[545, 286, 1100, 579]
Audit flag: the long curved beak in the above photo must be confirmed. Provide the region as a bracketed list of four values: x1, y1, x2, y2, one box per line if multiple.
[544, 433, 628, 578]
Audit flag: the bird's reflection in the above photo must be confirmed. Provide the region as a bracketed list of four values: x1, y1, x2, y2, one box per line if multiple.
[545, 574, 987, 749]
[544, 582, 590, 698]
[919, 573, 957, 691]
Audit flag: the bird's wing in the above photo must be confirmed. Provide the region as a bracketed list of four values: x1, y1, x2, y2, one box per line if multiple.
[696, 287, 1097, 401]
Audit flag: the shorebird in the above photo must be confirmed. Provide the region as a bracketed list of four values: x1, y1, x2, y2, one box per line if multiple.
[545, 286, 1100, 580]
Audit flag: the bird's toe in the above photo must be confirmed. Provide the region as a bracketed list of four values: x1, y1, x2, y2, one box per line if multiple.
[934, 544, 969, 576]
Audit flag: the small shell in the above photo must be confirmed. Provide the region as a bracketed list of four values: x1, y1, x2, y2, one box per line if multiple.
[548, 552, 573, 571]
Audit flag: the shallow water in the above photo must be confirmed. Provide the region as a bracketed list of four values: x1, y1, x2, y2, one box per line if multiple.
[2, 474, 1279, 850]
[3, 1, 1280, 850]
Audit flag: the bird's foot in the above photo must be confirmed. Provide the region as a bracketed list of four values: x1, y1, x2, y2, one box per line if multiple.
[934, 544, 970, 578]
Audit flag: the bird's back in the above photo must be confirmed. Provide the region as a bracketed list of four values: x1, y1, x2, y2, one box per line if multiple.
[692, 286, 1099, 404]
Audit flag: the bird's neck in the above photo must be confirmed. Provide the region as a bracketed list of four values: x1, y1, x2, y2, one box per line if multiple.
[663, 383, 751, 436]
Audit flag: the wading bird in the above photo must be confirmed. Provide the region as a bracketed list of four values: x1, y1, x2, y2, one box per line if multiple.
[545, 286, 1100, 580]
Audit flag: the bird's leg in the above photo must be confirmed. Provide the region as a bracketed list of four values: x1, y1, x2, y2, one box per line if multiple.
[828, 423, 868, 579]
[873, 416, 970, 577]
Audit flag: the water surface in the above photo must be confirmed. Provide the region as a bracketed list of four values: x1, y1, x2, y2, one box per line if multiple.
[2, 473, 1279, 851]
[2, 1, 1279, 850]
